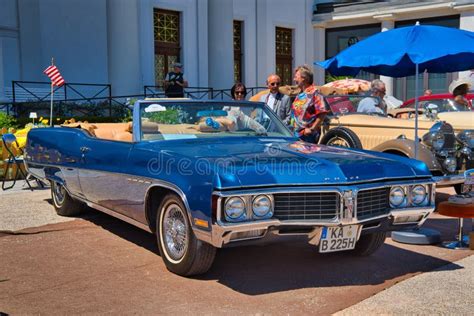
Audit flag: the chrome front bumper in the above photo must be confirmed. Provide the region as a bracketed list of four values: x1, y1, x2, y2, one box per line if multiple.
[433, 174, 465, 187]
[194, 206, 435, 248]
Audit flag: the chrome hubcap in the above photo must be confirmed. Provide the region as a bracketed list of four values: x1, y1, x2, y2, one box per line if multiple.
[53, 183, 66, 206]
[162, 204, 188, 261]
[328, 136, 351, 148]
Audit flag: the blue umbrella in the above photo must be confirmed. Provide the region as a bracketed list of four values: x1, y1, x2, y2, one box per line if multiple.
[316, 23, 474, 157]
[317, 24, 474, 77]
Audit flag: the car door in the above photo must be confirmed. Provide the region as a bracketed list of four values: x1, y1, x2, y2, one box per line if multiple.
[78, 137, 134, 217]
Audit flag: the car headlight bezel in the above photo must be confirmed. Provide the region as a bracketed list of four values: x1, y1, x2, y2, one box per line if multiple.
[224, 196, 247, 222]
[457, 129, 474, 149]
[252, 195, 273, 219]
[423, 131, 445, 151]
[390, 186, 407, 208]
[410, 185, 428, 206]
[443, 157, 457, 173]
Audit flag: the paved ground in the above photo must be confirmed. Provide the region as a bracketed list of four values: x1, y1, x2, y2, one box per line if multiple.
[0, 182, 473, 315]
[337, 254, 474, 315]
[0, 182, 74, 231]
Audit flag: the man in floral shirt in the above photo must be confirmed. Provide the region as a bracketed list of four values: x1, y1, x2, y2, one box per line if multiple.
[290, 65, 328, 143]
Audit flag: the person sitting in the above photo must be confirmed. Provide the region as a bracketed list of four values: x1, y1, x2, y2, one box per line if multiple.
[357, 79, 387, 114]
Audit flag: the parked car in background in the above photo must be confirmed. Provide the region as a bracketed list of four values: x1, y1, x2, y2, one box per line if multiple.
[391, 93, 474, 132]
[319, 95, 473, 193]
[25, 99, 435, 276]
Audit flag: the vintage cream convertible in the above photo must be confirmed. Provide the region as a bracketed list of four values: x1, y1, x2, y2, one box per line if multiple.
[319, 95, 473, 193]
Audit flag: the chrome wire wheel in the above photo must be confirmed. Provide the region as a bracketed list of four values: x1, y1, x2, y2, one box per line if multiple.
[327, 136, 351, 147]
[161, 203, 188, 263]
[52, 182, 66, 207]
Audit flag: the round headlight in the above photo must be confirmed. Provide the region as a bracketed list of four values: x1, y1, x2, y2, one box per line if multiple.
[252, 195, 273, 218]
[423, 131, 445, 150]
[457, 130, 474, 149]
[390, 186, 406, 208]
[443, 157, 457, 173]
[411, 185, 427, 205]
[431, 132, 445, 150]
[224, 197, 246, 221]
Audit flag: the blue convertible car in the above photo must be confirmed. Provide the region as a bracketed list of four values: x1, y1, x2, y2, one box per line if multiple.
[25, 99, 435, 276]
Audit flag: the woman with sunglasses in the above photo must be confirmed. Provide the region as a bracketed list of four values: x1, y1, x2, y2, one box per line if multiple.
[231, 82, 247, 101]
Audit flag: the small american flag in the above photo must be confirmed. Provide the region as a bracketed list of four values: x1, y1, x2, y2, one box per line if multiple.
[43, 65, 65, 87]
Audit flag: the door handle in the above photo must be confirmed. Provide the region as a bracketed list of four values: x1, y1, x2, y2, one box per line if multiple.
[80, 146, 91, 153]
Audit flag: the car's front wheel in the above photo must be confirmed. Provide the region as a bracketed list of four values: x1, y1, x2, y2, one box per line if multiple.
[320, 127, 363, 149]
[350, 231, 386, 256]
[51, 181, 84, 216]
[156, 194, 216, 276]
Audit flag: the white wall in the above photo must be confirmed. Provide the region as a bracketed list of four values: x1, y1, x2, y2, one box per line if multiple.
[107, 0, 141, 96]
[255, 0, 313, 86]
[208, 0, 234, 90]
[37, 0, 108, 83]
[1, 0, 20, 97]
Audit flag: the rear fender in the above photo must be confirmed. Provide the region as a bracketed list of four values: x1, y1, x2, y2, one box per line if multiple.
[373, 139, 442, 171]
[43, 166, 65, 186]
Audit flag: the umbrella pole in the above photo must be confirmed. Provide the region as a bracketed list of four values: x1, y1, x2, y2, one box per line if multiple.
[414, 63, 419, 159]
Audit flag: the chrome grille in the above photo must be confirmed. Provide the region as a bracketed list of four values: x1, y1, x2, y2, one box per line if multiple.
[440, 123, 455, 151]
[273, 192, 340, 221]
[357, 188, 390, 220]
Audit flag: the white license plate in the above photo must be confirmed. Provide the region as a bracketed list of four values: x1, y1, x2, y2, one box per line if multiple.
[319, 225, 360, 253]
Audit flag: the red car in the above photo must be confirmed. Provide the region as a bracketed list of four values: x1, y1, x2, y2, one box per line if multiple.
[401, 93, 474, 112]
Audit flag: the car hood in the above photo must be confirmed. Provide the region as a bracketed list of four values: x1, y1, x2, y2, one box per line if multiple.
[142, 138, 431, 189]
[437, 112, 474, 132]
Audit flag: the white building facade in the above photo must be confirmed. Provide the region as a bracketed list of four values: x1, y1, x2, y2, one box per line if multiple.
[1, 0, 474, 104]
[0, 0, 315, 102]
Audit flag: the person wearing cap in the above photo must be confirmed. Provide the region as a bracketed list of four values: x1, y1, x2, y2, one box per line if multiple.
[164, 62, 188, 98]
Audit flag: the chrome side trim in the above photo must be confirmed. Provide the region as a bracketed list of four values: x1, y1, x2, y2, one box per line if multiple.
[84, 200, 152, 233]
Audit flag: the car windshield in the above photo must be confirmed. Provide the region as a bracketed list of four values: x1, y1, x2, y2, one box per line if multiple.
[406, 98, 471, 112]
[138, 101, 293, 141]
[325, 95, 386, 116]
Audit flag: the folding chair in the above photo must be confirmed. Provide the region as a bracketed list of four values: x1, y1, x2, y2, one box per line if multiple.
[1, 133, 33, 190]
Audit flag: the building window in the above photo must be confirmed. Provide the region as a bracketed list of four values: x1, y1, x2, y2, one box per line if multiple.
[276, 27, 293, 85]
[154, 9, 181, 86]
[325, 24, 381, 83]
[233, 21, 243, 83]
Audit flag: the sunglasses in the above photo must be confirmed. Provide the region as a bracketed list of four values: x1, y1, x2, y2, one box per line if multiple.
[235, 91, 245, 95]
[269, 82, 281, 86]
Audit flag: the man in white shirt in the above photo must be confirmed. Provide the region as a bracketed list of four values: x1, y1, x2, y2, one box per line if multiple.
[357, 79, 387, 114]
[259, 74, 291, 125]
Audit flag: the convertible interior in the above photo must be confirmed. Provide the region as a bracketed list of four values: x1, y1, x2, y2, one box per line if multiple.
[61, 117, 245, 142]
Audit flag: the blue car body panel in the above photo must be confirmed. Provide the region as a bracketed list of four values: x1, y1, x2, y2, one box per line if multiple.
[24, 100, 433, 240]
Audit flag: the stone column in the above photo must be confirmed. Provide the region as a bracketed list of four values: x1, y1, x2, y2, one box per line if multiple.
[457, 5, 474, 79]
[376, 15, 395, 96]
[313, 24, 326, 85]
[208, 0, 234, 91]
[107, 0, 141, 96]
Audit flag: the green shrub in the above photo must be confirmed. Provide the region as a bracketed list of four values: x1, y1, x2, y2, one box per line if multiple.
[0, 112, 17, 129]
